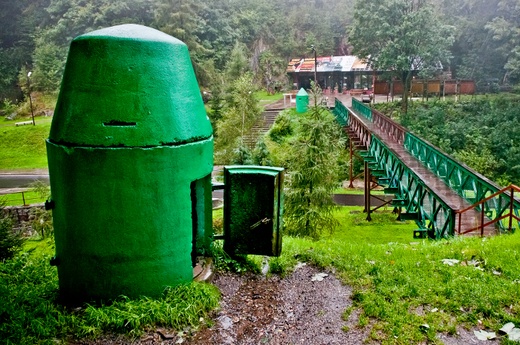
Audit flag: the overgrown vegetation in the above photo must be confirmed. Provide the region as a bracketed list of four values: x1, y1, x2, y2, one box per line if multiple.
[278, 85, 346, 239]
[375, 95, 520, 185]
[0, 203, 24, 261]
[271, 207, 520, 344]
[0, 240, 220, 344]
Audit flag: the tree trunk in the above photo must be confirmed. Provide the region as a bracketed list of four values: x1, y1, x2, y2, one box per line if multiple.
[401, 71, 412, 123]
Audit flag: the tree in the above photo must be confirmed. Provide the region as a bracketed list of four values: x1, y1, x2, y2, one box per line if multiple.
[214, 73, 262, 163]
[349, 0, 454, 116]
[485, 0, 520, 84]
[257, 50, 286, 94]
[225, 41, 250, 80]
[153, 0, 214, 86]
[284, 83, 345, 239]
[437, 0, 506, 85]
[29, 0, 154, 92]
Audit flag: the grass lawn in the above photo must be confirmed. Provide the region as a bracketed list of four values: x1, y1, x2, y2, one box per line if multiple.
[274, 207, 520, 343]
[3, 205, 520, 344]
[0, 190, 46, 206]
[0, 116, 51, 170]
[256, 90, 284, 108]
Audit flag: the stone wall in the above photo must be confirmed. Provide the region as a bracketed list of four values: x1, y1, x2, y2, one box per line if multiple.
[2, 204, 45, 235]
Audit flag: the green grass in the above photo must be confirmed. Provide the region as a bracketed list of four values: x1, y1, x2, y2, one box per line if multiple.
[0, 239, 220, 344]
[4, 206, 520, 343]
[334, 187, 386, 195]
[0, 190, 46, 206]
[256, 90, 284, 107]
[0, 116, 51, 170]
[271, 206, 520, 344]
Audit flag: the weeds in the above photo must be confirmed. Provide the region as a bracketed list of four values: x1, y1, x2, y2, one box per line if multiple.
[0, 240, 220, 344]
[0, 202, 24, 260]
[271, 207, 520, 343]
[211, 241, 260, 274]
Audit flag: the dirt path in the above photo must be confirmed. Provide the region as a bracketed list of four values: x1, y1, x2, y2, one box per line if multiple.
[185, 264, 367, 345]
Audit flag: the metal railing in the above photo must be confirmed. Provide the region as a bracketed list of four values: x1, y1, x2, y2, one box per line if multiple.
[334, 99, 371, 150]
[335, 96, 519, 238]
[372, 108, 406, 145]
[0, 191, 42, 206]
[455, 185, 520, 235]
[333, 98, 349, 126]
[352, 98, 372, 121]
[369, 136, 455, 238]
[404, 132, 510, 209]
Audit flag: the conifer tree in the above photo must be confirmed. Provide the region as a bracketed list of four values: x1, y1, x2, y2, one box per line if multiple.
[284, 83, 345, 239]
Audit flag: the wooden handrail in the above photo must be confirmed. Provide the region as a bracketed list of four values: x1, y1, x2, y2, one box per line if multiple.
[455, 184, 520, 235]
[371, 108, 406, 144]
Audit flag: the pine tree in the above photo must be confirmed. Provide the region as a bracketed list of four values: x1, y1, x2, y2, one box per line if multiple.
[284, 83, 345, 239]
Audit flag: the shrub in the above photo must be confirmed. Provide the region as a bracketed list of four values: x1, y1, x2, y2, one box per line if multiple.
[0, 205, 24, 261]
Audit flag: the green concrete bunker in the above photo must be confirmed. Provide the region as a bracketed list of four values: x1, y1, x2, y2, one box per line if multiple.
[46, 24, 283, 303]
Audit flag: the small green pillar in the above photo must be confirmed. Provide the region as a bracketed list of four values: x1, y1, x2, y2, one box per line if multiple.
[46, 24, 213, 302]
[295, 88, 309, 113]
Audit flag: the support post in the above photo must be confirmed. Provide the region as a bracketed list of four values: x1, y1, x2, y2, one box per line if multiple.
[364, 161, 372, 221]
[349, 139, 354, 188]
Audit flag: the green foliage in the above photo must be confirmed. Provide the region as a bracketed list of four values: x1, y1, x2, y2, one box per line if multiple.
[29, 208, 53, 239]
[283, 84, 346, 239]
[80, 284, 219, 338]
[214, 73, 262, 163]
[211, 241, 260, 274]
[252, 138, 273, 166]
[0, 205, 24, 261]
[3, 0, 520, 100]
[30, 180, 51, 201]
[0, 241, 220, 344]
[268, 110, 294, 143]
[257, 50, 286, 93]
[231, 140, 253, 165]
[1, 98, 17, 117]
[30, 38, 66, 92]
[349, 0, 454, 114]
[375, 96, 520, 184]
[225, 41, 250, 80]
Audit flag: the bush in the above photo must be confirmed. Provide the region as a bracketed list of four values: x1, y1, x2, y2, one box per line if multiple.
[0, 206, 24, 261]
[268, 110, 293, 143]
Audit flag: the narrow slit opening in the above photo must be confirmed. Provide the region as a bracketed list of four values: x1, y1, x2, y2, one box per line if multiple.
[103, 120, 137, 127]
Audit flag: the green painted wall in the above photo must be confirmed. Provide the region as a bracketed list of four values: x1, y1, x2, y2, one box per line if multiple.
[47, 24, 213, 302]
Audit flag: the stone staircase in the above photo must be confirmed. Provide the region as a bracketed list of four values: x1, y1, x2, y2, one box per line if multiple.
[243, 110, 279, 148]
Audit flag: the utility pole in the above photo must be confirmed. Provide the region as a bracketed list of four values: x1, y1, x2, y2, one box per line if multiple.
[27, 71, 35, 126]
[311, 45, 317, 85]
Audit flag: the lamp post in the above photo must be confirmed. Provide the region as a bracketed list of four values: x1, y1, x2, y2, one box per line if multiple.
[27, 71, 35, 126]
[310, 45, 317, 85]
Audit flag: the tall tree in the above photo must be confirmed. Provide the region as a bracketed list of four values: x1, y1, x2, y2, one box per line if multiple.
[214, 73, 262, 163]
[284, 84, 345, 239]
[485, 0, 520, 84]
[31, 0, 154, 92]
[349, 0, 454, 115]
[153, 0, 213, 86]
[438, 0, 505, 84]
